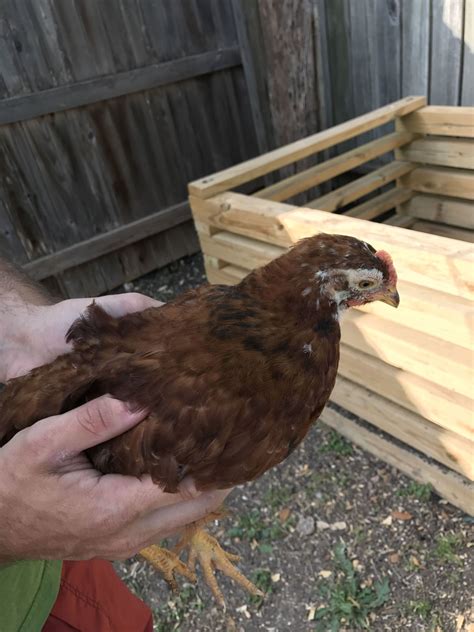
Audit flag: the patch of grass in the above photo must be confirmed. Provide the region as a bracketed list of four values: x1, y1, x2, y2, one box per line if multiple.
[432, 533, 463, 563]
[397, 482, 433, 502]
[153, 584, 204, 631]
[249, 569, 273, 607]
[264, 485, 293, 509]
[407, 599, 432, 618]
[320, 431, 353, 456]
[315, 544, 390, 631]
[228, 509, 288, 551]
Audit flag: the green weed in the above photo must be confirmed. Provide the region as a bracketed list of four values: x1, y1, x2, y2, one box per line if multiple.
[320, 431, 353, 456]
[153, 584, 204, 631]
[315, 543, 390, 631]
[397, 482, 433, 502]
[432, 533, 463, 563]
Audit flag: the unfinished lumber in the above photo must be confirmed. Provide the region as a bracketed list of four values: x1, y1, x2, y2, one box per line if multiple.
[397, 105, 474, 137]
[253, 132, 414, 202]
[411, 221, 474, 243]
[191, 193, 474, 300]
[330, 376, 473, 480]
[344, 187, 413, 220]
[342, 311, 472, 399]
[320, 406, 473, 515]
[307, 161, 415, 211]
[188, 96, 426, 198]
[398, 137, 474, 169]
[383, 215, 416, 228]
[400, 166, 474, 200]
[399, 195, 474, 229]
[338, 345, 472, 440]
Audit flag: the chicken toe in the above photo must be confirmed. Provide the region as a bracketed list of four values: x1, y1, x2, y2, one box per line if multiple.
[140, 545, 196, 593]
[174, 526, 264, 608]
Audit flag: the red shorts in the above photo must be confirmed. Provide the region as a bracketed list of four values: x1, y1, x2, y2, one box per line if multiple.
[42, 560, 153, 632]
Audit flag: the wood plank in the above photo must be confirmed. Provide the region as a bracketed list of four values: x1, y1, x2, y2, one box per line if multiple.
[199, 230, 283, 271]
[361, 279, 473, 350]
[253, 131, 414, 202]
[411, 221, 474, 243]
[231, 0, 274, 154]
[188, 96, 426, 198]
[430, 0, 463, 105]
[401, 166, 474, 200]
[191, 193, 474, 299]
[0, 48, 242, 125]
[398, 105, 474, 137]
[399, 195, 474, 229]
[342, 310, 472, 399]
[338, 345, 472, 441]
[401, 0, 430, 98]
[461, 0, 474, 106]
[331, 376, 473, 480]
[320, 405, 473, 515]
[344, 187, 413, 220]
[383, 214, 415, 228]
[398, 137, 474, 169]
[24, 201, 191, 280]
[307, 161, 414, 211]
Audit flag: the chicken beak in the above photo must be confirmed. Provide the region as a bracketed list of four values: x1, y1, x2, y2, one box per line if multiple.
[379, 286, 400, 308]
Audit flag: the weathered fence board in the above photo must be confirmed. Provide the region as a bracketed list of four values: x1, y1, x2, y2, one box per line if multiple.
[0, 0, 262, 297]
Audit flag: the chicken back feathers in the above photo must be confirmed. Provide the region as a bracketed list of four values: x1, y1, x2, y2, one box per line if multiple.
[0, 233, 398, 493]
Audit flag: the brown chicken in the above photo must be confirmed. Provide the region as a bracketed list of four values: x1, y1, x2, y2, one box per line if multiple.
[0, 233, 399, 605]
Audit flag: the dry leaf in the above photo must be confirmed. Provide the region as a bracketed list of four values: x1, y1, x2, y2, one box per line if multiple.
[455, 614, 465, 631]
[388, 553, 400, 564]
[271, 573, 281, 583]
[307, 607, 316, 621]
[352, 559, 364, 572]
[319, 570, 332, 578]
[382, 515, 393, 526]
[410, 555, 420, 567]
[392, 510, 413, 521]
[279, 507, 291, 523]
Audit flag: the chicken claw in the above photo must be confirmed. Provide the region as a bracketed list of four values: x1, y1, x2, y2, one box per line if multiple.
[174, 527, 264, 607]
[140, 545, 196, 593]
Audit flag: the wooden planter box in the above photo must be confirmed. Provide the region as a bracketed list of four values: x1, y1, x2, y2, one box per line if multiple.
[188, 96, 474, 515]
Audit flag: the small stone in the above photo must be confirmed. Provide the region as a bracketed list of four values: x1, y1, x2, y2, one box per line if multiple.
[297, 515, 315, 536]
[123, 282, 134, 291]
[331, 521, 347, 531]
[319, 570, 332, 578]
[271, 573, 281, 583]
[382, 515, 393, 526]
[317, 520, 330, 530]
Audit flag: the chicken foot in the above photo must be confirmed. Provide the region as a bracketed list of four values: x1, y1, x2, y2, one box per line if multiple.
[140, 545, 196, 593]
[173, 520, 264, 607]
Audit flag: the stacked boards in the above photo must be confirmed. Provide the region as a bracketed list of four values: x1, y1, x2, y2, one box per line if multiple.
[188, 97, 474, 515]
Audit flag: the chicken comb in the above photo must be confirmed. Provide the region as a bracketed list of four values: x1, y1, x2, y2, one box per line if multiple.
[375, 250, 397, 286]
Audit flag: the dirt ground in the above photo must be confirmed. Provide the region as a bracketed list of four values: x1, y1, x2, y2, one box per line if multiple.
[114, 254, 473, 632]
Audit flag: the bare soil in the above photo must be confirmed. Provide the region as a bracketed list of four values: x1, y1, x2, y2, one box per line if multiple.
[114, 254, 473, 632]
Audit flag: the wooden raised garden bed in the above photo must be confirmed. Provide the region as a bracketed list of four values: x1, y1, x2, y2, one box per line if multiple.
[188, 96, 474, 515]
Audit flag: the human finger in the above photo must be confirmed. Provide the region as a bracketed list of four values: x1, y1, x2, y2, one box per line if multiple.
[33, 396, 147, 461]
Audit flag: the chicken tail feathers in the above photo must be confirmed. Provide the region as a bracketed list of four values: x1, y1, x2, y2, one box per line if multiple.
[66, 301, 118, 350]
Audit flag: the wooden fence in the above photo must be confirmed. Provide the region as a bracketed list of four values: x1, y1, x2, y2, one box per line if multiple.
[0, 1, 264, 297]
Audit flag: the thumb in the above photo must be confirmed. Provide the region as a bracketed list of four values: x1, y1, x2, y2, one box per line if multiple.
[34, 395, 147, 460]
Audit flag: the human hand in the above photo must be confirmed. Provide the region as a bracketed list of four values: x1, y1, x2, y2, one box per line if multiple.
[0, 395, 230, 562]
[1, 292, 161, 382]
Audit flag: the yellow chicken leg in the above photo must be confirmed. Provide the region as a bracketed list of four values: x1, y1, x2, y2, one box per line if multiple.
[174, 523, 264, 607]
[140, 545, 196, 593]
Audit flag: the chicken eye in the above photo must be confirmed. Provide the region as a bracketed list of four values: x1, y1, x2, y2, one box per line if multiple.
[358, 279, 375, 289]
